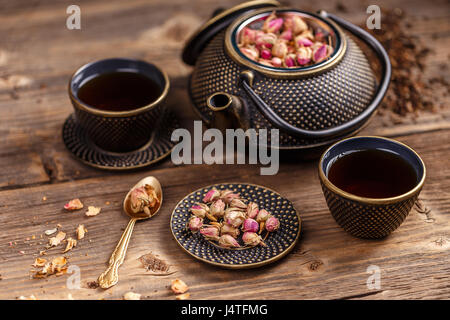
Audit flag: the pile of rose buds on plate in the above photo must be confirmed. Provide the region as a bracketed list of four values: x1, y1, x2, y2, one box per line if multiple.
[187, 188, 280, 249]
[238, 11, 333, 68]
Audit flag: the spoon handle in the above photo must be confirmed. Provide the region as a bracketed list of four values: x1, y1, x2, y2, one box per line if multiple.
[98, 218, 137, 289]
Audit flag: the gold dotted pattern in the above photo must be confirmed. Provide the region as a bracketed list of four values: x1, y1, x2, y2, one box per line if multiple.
[190, 31, 376, 147]
[320, 181, 418, 238]
[74, 105, 163, 153]
[63, 112, 178, 169]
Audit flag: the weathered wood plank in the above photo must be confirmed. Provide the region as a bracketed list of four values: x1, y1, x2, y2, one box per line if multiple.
[0, 129, 448, 299]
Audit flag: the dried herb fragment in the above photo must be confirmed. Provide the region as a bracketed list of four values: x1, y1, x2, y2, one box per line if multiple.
[76, 224, 87, 240]
[48, 231, 66, 247]
[64, 198, 83, 211]
[63, 238, 77, 253]
[171, 279, 189, 294]
[367, 8, 444, 117]
[85, 206, 101, 217]
[123, 292, 141, 300]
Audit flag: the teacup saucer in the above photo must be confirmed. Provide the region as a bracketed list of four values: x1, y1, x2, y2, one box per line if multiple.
[62, 111, 179, 170]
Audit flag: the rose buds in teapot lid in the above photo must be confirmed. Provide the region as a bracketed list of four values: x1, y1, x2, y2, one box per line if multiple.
[182, 0, 281, 65]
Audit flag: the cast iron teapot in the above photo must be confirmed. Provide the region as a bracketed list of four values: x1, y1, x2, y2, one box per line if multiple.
[182, 0, 391, 150]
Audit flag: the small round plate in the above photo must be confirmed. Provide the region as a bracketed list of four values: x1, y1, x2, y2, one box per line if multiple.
[170, 183, 301, 269]
[62, 111, 179, 170]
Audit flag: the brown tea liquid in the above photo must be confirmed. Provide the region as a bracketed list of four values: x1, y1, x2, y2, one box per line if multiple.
[77, 71, 161, 111]
[327, 149, 417, 198]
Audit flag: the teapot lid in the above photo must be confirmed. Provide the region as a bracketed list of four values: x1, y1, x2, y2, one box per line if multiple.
[182, 0, 280, 66]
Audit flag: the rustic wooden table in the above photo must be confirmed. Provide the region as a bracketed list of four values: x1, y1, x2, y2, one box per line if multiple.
[0, 0, 449, 300]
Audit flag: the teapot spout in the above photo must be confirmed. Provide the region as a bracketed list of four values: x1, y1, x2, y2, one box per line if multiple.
[206, 92, 249, 132]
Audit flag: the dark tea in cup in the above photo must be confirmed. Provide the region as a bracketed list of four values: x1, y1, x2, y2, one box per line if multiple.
[69, 58, 169, 153]
[319, 136, 426, 238]
[327, 149, 418, 199]
[77, 71, 162, 112]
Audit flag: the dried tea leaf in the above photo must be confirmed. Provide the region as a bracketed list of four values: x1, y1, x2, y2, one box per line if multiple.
[33, 256, 68, 279]
[170, 279, 188, 294]
[85, 206, 101, 217]
[52, 256, 67, 268]
[63, 238, 77, 253]
[49, 231, 66, 247]
[139, 253, 171, 274]
[123, 292, 141, 300]
[44, 228, 57, 236]
[176, 293, 190, 300]
[86, 281, 99, 289]
[64, 198, 84, 211]
[76, 224, 87, 240]
[32, 258, 47, 267]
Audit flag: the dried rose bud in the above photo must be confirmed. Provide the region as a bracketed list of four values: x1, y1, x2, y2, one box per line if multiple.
[224, 210, 246, 228]
[210, 199, 225, 218]
[246, 202, 259, 219]
[242, 218, 259, 233]
[315, 31, 326, 41]
[64, 198, 83, 211]
[187, 216, 203, 233]
[230, 198, 247, 209]
[242, 232, 266, 247]
[258, 59, 273, 67]
[265, 216, 280, 232]
[272, 40, 288, 58]
[280, 29, 292, 41]
[220, 189, 240, 204]
[295, 35, 313, 48]
[263, 17, 283, 33]
[128, 185, 159, 215]
[129, 187, 147, 211]
[299, 30, 314, 40]
[271, 57, 282, 67]
[284, 54, 296, 68]
[218, 234, 240, 248]
[284, 15, 308, 35]
[239, 27, 256, 46]
[189, 203, 209, 218]
[221, 224, 240, 238]
[200, 225, 220, 241]
[261, 48, 272, 60]
[203, 188, 220, 203]
[240, 46, 259, 61]
[256, 209, 270, 222]
[262, 11, 283, 33]
[255, 32, 277, 49]
[297, 47, 312, 65]
[312, 43, 330, 63]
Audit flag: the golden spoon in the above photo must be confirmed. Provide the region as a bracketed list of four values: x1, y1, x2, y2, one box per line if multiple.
[98, 176, 162, 289]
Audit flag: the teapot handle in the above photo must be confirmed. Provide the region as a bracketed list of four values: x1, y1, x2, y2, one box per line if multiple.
[240, 11, 391, 139]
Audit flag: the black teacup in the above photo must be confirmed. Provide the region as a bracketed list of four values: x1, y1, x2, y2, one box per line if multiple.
[319, 136, 426, 238]
[69, 58, 169, 153]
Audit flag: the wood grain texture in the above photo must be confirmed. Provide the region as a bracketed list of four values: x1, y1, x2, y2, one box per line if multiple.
[0, 0, 449, 299]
